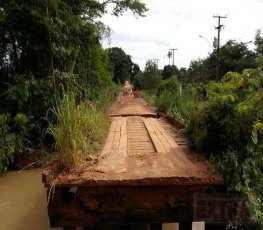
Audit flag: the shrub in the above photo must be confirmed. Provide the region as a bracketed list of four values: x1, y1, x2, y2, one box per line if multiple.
[156, 76, 180, 97]
[155, 76, 197, 122]
[185, 70, 263, 154]
[185, 69, 263, 224]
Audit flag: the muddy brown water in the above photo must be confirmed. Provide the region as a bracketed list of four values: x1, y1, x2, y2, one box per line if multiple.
[0, 169, 181, 230]
[0, 169, 60, 230]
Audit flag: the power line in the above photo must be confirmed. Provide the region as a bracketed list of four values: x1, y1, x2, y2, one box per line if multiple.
[213, 14, 227, 81]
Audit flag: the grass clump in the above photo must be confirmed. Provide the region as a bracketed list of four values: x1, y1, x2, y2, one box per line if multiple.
[47, 91, 109, 168]
[155, 77, 197, 122]
[139, 90, 156, 105]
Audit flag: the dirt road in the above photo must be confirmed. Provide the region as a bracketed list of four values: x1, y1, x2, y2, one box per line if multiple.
[44, 82, 223, 186]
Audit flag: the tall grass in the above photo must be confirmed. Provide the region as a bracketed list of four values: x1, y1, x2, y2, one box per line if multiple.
[139, 90, 157, 105]
[47, 91, 109, 168]
[156, 88, 197, 123]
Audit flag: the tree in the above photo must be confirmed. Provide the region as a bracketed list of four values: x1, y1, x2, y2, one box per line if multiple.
[219, 40, 257, 75]
[141, 59, 161, 90]
[107, 47, 133, 84]
[0, 0, 148, 171]
[0, 0, 147, 83]
[131, 63, 140, 82]
[133, 71, 143, 90]
[0, 0, 148, 109]
[255, 29, 263, 57]
[161, 65, 179, 80]
[187, 58, 213, 83]
[186, 40, 257, 83]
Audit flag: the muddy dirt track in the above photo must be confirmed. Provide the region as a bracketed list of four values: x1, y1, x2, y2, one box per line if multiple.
[43, 82, 223, 187]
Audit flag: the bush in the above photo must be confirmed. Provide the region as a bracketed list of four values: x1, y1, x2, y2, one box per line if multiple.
[185, 69, 263, 224]
[156, 76, 180, 97]
[185, 70, 263, 154]
[155, 76, 197, 122]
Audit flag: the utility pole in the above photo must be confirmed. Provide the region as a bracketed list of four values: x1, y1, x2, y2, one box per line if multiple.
[167, 51, 172, 65]
[169, 48, 177, 66]
[213, 14, 227, 81]
[154, 59, 160, 68]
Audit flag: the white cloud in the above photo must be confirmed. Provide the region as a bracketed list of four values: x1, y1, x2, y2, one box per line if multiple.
[101, 0, 263, 70]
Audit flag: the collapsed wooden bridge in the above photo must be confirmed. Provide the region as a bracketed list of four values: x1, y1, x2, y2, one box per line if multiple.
[42, 86, 226, 230]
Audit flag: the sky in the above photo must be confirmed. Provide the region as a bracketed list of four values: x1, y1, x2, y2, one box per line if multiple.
[101, 0, 263, 70]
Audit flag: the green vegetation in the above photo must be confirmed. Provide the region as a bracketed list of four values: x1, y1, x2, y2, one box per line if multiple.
[1, 0, 263, 225]
[47, 90, 111, 168]
[0, 0, 147, 172]
[161, 65, 179, 80]
[136, 30, 263, 226]
[185, 70, 263, 154]
[141, 59, 162, 90]
[185, 68, 263, 226]
[139, 90, 156, 105]
[107, 47, 133, 84]
[138, 70, 197, 123]
[183, 40, 257, 83]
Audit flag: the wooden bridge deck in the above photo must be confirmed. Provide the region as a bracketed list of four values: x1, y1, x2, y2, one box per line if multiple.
[42, 86, 225, 230]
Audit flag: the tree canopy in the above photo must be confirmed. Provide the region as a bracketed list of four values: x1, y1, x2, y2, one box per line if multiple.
[140, 59, 161, 90]
[0, 0, 147, 172]
[185, 39, 257, 83]
[161, 65, 179, 80]
[107, 47, 133, 84]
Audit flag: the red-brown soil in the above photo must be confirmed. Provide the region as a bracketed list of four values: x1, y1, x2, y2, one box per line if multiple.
[43, 82, 223, 187]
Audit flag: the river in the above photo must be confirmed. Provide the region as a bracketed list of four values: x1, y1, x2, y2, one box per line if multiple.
[0, 169, 186, 230]
[0, 169, 60, 230]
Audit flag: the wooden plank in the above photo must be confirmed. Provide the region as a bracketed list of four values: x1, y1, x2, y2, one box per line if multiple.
[147, 119, 171, 153]
[101, 131, 115, 155]
[128, 143, 153, 146]
[101, 120, 118, 155]
[120, 117, 127, 135]
[118, 117, 127, 157]
[128, 145, 154, 148]
[109, 119, 118, 132]
[143, 119, 166, 153]
[149, 118, 179, 149]
[128, 148, 155, 151]
[127, 139, 151, 141]
[119, 134, 127, 158]
[126, 118, 157, 154]
[111, 119, 122, 151]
